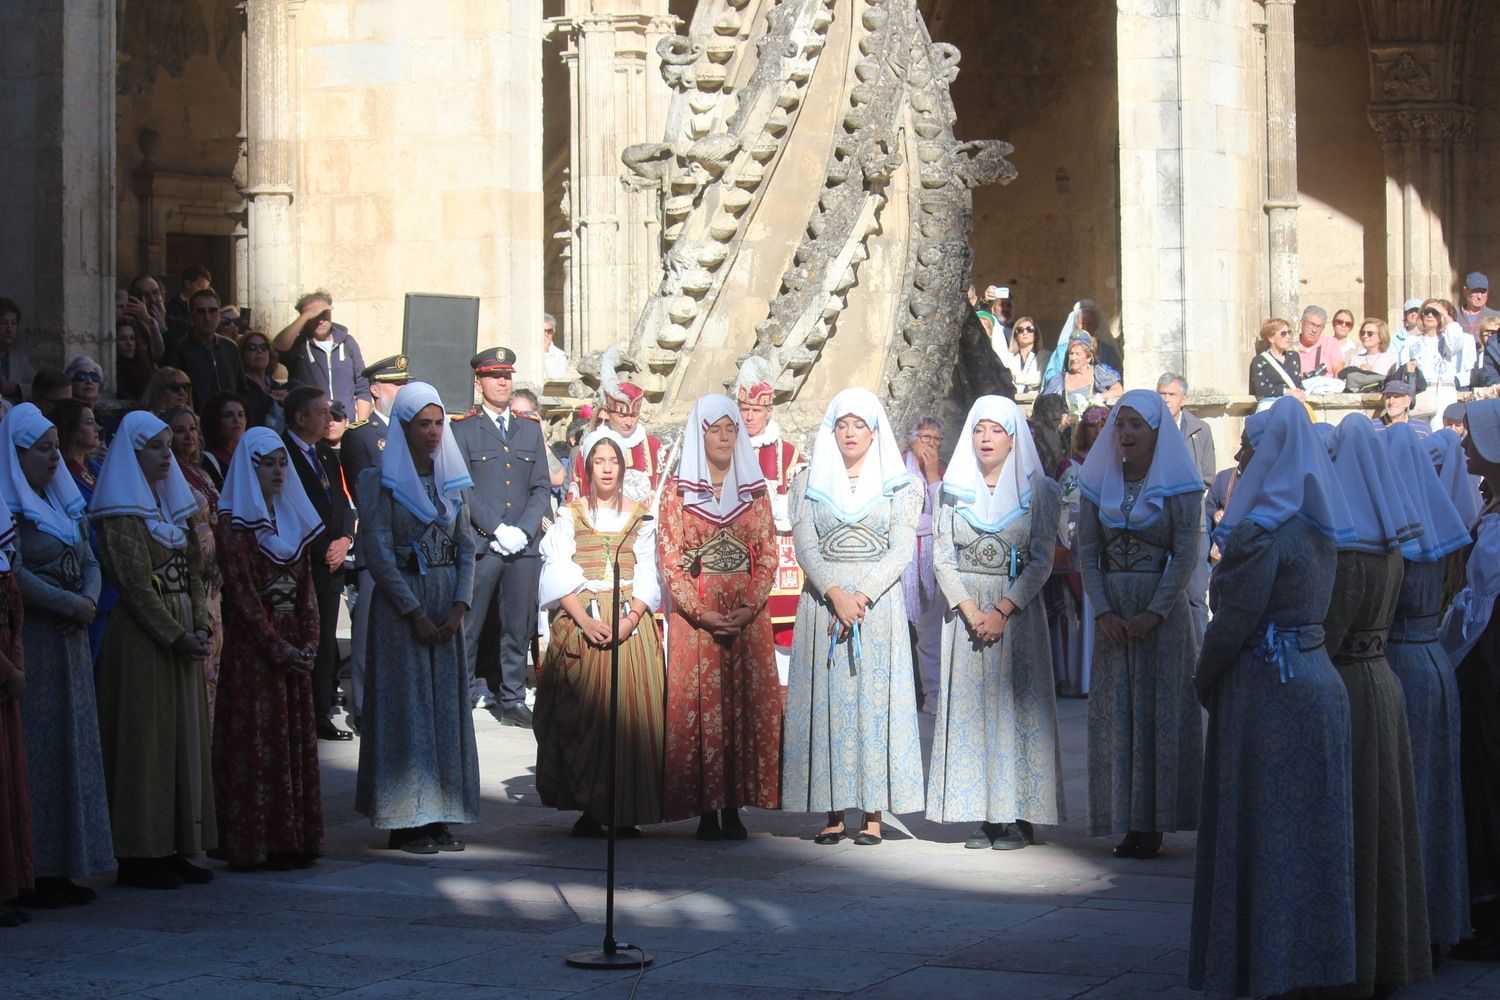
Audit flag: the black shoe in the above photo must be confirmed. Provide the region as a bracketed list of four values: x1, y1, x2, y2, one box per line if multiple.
[0, 905, 22, 927]
[116, 858, 183, 890]
[1133, 832, 1164, 860]
[812, 827, 845, 846]
[853, 831, 883, 846]
[427, 824, 465, 852]
[345, 715, 361, 736]
[991, 824, 1029, 851]
[498, 704, 534, 729]
[720, 807, 748, 841]
[571, 815, 606, 838]
[1113, 831, 1143, 858]
[11, 883, 65, 909]
[387, 829, 440, 855]
[317, 721, 354, 741]
[45, 877, 96, 906]
[260, 854, 296, 872]
[172, 855, 214, 884]
[613, 825, 642, 839]
[696, 814, 724, 842]
[293, 854, 318, 869]
[964, 823, 1004, 850]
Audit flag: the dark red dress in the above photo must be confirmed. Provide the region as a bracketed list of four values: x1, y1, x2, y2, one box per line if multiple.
[658, 486, 782, 821]
[210, 524, 322, 867]
[0, 570, 33, 898]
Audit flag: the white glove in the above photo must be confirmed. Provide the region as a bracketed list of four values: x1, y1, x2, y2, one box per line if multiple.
[491, 524, 528, 556]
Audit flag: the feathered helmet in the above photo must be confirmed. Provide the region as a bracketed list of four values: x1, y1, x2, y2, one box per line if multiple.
[734, 355, 776, 407]
[599, 344, 645, 416]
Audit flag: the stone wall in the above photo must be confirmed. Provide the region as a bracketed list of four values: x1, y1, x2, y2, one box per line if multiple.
[292, 0, 546, 385]
[1294, 0, 1387, 322]
[925, 0, 1120, 353]
[115, 0, 242, 288]
[1459, 6, 1500, 285]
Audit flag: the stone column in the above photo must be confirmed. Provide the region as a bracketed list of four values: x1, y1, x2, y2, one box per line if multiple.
[1261, 0, 1299, 322]
[1369, 107, 1470, 312]
[243, 0, 299, 336]
[552, 2, 676, 359]
[1115, 2, 1261, 400]
[0, 0, 117, 372]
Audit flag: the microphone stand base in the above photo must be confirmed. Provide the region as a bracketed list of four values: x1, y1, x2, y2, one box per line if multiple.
[566, 947, 653, 970]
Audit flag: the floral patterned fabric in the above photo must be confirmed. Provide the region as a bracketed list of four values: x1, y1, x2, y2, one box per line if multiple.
[211, 524, 323, 867]
[1388, 558, 1470, 947]
[1189, 519, 1355, 998]
[1079, 490, 1204, 837]
[926, 477, 1064, 824]
[179, 463, 223, 721]
[781, 472, 924, 815]
[15, 519, 114, 878]
[658, 487, 780, 821]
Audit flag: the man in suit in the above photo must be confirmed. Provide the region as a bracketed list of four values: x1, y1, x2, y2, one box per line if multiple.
[1158, 372, 1217, 642]
[283, 384, 356, 740]
[450, 347, 552, 727]
[339, 355, 410, 731]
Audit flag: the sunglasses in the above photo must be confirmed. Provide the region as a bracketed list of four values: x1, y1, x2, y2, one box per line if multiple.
[1014, 325, 1036, 334]
[1333, 319, 1353, 327]
[242, 342, 270, 352]
[166, 382, 191, 393]
[1422, 309, 1441, 317]
[71, 372, 102, 383]
[1360, 330, 1378, 338]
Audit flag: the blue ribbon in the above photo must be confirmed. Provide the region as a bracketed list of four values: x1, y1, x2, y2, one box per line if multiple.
[827, 620, 863, 674]
[1254, 623, 1297, 684]
[1008, 545, 1019, 581]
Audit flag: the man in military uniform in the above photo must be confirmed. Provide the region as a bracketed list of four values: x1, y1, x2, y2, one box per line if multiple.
[735, 356, 804, 684]
[450, 347, 552, 726]
[340, 354, 411, 730]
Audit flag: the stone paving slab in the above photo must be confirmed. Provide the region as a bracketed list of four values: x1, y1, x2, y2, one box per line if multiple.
[0, 698, 1491, 998]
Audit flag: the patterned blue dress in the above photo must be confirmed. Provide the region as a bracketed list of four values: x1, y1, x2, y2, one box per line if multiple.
[1079, 488, 1203, 837]
[353, 471, 479, 830]
[15, 518, 115, 877]
[782, 473, 924, 815]
[1388, 557, 1469, 948]
[926, 476, 1064, 824]
[1189, 519, 1355, 998]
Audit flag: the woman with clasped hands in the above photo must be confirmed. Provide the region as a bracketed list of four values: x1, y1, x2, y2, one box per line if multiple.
[353, 382, 478, 856]
[782, 388, 923, 847]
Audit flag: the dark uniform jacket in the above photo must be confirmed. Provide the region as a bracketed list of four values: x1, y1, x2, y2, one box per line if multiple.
[340, 411, 389, 496]
[450, 407, 552, 557]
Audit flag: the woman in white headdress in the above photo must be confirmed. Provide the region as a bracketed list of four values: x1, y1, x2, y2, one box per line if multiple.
[926, 395, 1064, 850]
[1382, 421, 1474, 960]
[1077, 389, 1204, 860]
[211, 427, 324, 871]
[90, 410, 216, 890]
[657, 395, 781, 839]
[0, 404, 113, 906]
[534, 427, 664, 837]
[782, 388, 923, 846]
[352, 382, 479, 855]
[1189, 396, 1357, 998]
[1322, 415, 1431, 993]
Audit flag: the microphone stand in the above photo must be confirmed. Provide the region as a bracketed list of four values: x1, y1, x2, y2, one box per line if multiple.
[567, 511, 655, 971]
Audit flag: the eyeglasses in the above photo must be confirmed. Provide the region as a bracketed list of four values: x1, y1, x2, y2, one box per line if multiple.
[915, 434, 943, 446]
[242, 342, 270, 352]
[166, 382, 191, 393]
[1360, 330, 1378, 338]
[1422, 309, 1441, 318]
[71, 372, 101, 383]
[1014, 325, 1036, 334]
[1333, 318, 1353, 327]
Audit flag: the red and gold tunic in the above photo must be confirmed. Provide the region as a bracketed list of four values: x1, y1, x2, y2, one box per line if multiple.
[657, 485, 781, 820]
[755, 438, 804, 650]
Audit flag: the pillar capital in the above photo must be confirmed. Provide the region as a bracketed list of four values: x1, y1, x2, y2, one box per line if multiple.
[1367, 104, 1474, 144]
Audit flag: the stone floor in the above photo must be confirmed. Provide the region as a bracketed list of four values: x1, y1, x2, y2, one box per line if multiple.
[3, 699, 1496, 999]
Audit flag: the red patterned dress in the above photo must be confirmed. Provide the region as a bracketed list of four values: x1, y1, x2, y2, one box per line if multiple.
[0, 570, 33, 900]
[210, 523, 323, 868]
[658, 485, 781, 821]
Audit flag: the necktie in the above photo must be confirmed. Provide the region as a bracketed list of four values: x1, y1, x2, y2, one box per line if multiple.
[306, 442, 330, 492]
[496, 411, 508, 441]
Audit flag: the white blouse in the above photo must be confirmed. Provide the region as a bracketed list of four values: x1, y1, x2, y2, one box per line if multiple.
[538, 504, 661, 612]
[993, 338, 1046, 392]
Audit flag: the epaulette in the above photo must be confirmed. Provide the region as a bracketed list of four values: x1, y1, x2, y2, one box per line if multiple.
[348, 418, 370, 430]
[451, 408, 480, 421]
